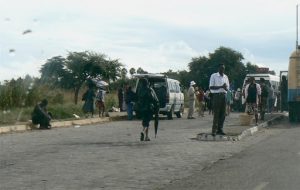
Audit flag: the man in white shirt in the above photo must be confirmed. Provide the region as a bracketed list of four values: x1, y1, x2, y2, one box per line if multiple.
[209, 63, 230, 136]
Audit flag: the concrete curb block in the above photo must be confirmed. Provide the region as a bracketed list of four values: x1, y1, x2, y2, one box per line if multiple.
[197, 114, 285, 142]
[0, 117, 110, 135]
[197, 133, 239, 141]
[237, 114, 284, 141]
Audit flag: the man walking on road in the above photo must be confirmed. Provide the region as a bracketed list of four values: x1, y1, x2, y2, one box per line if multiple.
[136, 78, 159, 141]
[209, 63, 230, 136]
[187, 81, 196, 119]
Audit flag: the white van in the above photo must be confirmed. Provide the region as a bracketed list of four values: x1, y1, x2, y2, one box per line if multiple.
[243, 73, 280, 91]
[133, 73, 184, 119]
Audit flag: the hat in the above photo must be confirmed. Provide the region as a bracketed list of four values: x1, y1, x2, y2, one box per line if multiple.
[190, 81, 196, 86]
[237, 88, 241, 91]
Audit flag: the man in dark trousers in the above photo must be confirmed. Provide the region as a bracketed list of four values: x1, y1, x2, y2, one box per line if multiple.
[136, 78, 159, 141]
[260, 78, 269, 120]
[31, 99, 52, 129]
[244, 77, 261, 125]
[209, 63, 230, 136]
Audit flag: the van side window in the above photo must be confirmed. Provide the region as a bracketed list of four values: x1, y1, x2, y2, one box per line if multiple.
[178, 85, 182, 93]
[175, 83, 180, 93]
[168, 81, 175, 93]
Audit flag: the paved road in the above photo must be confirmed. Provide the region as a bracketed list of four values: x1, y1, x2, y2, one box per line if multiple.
[159, 119, 300, 190]
[0, 113, 282, 190]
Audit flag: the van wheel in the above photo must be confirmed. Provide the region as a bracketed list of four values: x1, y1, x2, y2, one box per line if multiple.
[175, 111, 182, 118]
[167, 106, 174, 120]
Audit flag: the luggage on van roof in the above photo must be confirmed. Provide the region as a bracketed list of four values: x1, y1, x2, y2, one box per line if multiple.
[132, 73, 166, 78]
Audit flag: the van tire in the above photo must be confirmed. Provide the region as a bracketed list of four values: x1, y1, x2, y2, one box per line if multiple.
[175, 111, 181, 118]
[167, 106, 174, 120]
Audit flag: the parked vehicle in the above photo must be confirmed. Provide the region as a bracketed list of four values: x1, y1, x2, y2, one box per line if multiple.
[243, 73, 280, 91]
[133, 74, 184, 119]
[288, 49, 300, 122]
[241, 73, 280, 104]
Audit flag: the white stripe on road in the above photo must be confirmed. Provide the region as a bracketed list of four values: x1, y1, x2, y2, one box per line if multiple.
[253, 182, 269, 190]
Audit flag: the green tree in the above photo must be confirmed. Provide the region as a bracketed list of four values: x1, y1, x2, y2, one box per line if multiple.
[208, 47, 246, 89]
[188, 56, 210, 89]
[245, 62, 258, 74]
[188, 46, 247, 90]
[40, 56, 66, 87]
[121, 68, 128, 79]
[40, 51, 123, 104]
[136, 67, 148, 74]
[129, 68, 136, 76]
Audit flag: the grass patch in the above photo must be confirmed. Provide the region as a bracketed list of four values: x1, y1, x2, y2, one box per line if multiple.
[0, 92, 119, 126]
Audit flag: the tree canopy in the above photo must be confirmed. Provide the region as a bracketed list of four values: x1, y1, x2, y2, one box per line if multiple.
[40, 51, 123, 104]
[188, 46, 247, 90]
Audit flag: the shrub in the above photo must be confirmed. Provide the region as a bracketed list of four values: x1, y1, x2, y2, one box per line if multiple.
[105, 92, 117, 110]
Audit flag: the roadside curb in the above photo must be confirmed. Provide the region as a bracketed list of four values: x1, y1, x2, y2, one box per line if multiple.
[237, 114, 285, 140]
[197, 114, 285, 141]
[0, 117, 110, 135]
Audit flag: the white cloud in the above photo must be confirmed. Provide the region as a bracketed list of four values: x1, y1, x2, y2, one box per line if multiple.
[0, 0, 298, 81]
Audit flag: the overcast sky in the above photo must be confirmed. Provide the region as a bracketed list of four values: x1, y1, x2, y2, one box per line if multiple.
[0, 0, 298, 81]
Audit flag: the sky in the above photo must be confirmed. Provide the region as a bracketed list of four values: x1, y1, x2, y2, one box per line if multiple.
[0, 0, 298, 81]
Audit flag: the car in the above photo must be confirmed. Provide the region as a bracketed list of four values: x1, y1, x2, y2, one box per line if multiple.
[133, 73, 184, 119]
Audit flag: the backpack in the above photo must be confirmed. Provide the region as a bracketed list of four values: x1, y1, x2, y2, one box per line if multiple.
[261, 85, 269, 98]
[247, 83, 257, 103]
[136, 86, 159, 114]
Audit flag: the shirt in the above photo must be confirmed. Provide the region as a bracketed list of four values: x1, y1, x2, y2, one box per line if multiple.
[188, 86, 196, 100]
[96, 89, 106, 102]
[209, 72, 230, 93]
[245, 83, 261, 104]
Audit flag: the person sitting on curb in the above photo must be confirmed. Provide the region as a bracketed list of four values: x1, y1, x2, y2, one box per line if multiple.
[31, 99, 52, 129]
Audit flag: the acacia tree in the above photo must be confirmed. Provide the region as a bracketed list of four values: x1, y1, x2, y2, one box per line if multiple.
[40, 51, 123, 104]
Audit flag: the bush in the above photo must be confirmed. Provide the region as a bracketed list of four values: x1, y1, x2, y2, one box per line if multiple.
[105, 92, 117, 110]
[48, 103, 84, 120]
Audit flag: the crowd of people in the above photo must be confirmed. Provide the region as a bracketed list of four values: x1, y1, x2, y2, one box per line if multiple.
[31, 66, 285, 140]
[188, 77, 281, 121]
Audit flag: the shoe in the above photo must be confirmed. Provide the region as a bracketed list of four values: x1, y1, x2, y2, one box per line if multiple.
[216, 131, 226, 135]
[145, 137, 150, 141]
[140, 132, 144, 141]
[211, 133, 216, 137]
[188, 117, 196, 119]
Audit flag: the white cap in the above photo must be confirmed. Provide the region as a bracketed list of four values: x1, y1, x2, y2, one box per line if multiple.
[190, 81, 196, 86]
